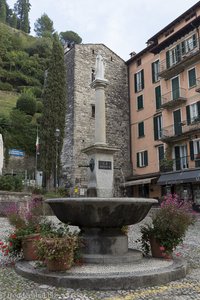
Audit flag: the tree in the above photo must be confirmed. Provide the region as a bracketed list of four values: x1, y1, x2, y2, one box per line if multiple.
[34, 13, 54, 38]
[16, 93, 37, 116]
[40, 33, 66, 189]
[59, 30, 82, 46]
[14, 0, 31, 33]
[0, 0, 7, 23]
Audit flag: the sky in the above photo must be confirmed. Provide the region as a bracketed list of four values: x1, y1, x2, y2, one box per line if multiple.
[7, 0, 199, 61]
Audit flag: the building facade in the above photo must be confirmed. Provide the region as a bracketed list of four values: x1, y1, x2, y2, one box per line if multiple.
[61, 44, 131, 196]
[127, 2, 200, 203]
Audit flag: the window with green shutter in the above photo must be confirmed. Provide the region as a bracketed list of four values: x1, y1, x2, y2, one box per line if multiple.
[155, 85, 161, 109]
[134, 69, 144, 93]
[137, 151, 148, 167]
[137, 95, 143, 110]
[188, 68, 196, 88]
[138, 121, 144, 138]
[152, 60, 160, 83]
[153, 115, 162, 140]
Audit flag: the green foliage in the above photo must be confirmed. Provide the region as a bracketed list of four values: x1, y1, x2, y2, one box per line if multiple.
[16, 93, 37, 115]
[34, 13, 54, 37]
[59, 30, 82, 45]
[0, 175, 23, 191]
[14, 0, 31, 33]
[140, 194, 195, 256]
[36, 100, 43, 113]
[40, 33, 66, 186]
[0, 81, 13, 91]
[0, 0, 7, 23]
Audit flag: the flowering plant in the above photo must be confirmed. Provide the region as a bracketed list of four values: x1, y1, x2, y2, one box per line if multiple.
[140, 193, 195, 257]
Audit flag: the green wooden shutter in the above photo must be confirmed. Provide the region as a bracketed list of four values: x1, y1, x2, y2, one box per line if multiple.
[138, 122, 144, 137]
[153, 116, 158, 140]
[166, 51, 170, 68]
[186, 105, 191, 125]
[197, 101, 200, 120]
[155, 86, 161, 109]
[144, 151, 148, 166]
[152, 62, 155, 83]
[181, 41, 185, 55]
[176, 44, 181, 62]
[137, 153, 140, 167]
[193, 34, 197, 48]
[189, 141, 194, 161]
[137, 95, 143, 110]
[158, 145, 164, 161]
[141, 69, 144, 89]
[134, 73, 137, 93]
[188, 68, 196, 88]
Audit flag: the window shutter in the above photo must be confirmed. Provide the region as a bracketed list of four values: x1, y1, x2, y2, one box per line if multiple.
[138, 122, 144, 137]
[144, 151, 148, 166]
[189, 141, 194, 161]
[137, 153, 140, 167]
[155, 86, 161, 109]
[134, 73, 137, 93]
[176, 44, 181, 62]
[158, 145, 164, 161]
[153, 117, 158, 140]
[152, 62, 155, 83]
[137, 95, 143, 110]
[141, 69, 144, 89]
[188, 68, 196, 87]
[181, 41, 185, 55]
[186, 105, 191, 125]
[193, 34, 197, 48]
[197, 101, 200, 119]
[166, 51, 170, 68]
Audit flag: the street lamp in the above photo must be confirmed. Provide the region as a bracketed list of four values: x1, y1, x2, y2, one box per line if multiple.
[55, 128, 60, 192]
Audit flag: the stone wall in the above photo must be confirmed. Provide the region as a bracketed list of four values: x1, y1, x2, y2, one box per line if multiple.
[61, 44, 131, 196]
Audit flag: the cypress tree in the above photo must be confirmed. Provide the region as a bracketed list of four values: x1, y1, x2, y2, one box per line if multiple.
[0, 0, 7, 23]
[14, 0, 31, 33]
[40, 33, 66, 189]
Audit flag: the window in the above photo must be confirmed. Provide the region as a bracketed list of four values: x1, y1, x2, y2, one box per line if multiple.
[91, 104, 95, 118]
[155, 85, 161, 109]
[153, 115, 162, 140]
[152, 60, 160, 83]
[188, 68, 196, 88]
[138, 122, 144, 138]
[158, 145, 164, 161]
[173, 145, 188, 170]
[137, 95, 143, 110]
[182, 34, 197, 54]
[186, 101, 200, 124]
[137, 151, 148, 167]
[134, 70, 144, 93]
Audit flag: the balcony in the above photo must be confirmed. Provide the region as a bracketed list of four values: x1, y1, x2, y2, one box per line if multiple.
[159, 39, 200, 80]
[160, 119, 200, 143]
[161, 88, 187, 109]
[160, 156, 189, 173]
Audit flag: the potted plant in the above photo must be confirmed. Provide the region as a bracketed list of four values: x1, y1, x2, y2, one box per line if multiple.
[35, 222, 79, 271]
[160, 158, 173, 172]
[5, 196, 44, 261]
[140, 193, 195, 259]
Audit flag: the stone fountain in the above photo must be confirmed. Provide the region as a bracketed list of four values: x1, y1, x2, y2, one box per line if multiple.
[15, 53, 187, 290]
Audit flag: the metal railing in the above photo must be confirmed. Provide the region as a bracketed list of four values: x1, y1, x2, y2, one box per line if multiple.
[159, 38, 200, 75]
[161, 87, 186, 106]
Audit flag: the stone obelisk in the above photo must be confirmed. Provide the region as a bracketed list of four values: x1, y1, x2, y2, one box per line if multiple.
[82, 53, 118, 197]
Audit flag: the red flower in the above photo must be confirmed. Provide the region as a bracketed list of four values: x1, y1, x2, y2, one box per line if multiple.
[159, 246, 165, 252]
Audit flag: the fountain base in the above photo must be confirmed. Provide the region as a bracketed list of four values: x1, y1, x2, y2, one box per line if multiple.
[15, 257, 188, 290]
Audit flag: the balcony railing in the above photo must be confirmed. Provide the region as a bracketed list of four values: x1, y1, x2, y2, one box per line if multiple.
[159, 38, 200, 79]
[160, 119, 200, 142]
[161, 87, 187, 109]
[160, 156, 189, 172]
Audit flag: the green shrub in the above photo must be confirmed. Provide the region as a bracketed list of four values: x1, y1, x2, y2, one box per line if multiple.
[0, 81, 13, 91]
[16, 93, 37, 116]
[36, 100, 43, 113]
[0, 175, 22, 191]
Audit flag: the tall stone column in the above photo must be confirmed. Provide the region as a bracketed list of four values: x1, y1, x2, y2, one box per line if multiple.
[91, 79, 108, 145]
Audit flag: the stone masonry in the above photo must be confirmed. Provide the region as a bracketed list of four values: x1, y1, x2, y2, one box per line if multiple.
[61, 44, 131, 196]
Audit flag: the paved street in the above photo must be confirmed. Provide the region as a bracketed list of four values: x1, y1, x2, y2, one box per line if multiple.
[0, 212, 200, 300]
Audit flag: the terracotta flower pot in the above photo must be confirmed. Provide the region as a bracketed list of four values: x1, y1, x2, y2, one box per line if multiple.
[150, 237, 172, 259]
[46, 252, 74, 271]
[22, 234, 40, 261]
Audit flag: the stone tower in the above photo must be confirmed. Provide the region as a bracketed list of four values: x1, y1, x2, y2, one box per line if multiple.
[61, 44, 131, 196]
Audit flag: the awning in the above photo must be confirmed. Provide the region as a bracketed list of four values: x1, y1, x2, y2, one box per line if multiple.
[157, 169, 200, 185]
[124, 177, 157, 187]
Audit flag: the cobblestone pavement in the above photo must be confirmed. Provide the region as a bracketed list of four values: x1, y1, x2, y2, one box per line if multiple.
[0, 212, 200, 300]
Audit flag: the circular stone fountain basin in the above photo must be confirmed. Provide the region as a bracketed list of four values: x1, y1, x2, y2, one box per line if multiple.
[46, 197, 157, 228]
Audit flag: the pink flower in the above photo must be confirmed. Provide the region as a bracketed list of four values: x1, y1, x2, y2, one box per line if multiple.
[159, 246, 165, 252]
[175, 252, 181, 257]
